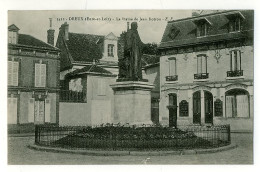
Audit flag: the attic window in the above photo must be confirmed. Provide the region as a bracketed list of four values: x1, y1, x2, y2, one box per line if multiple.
[8, 31, 17, 44]
[197, 22, 208, 37]
[225, 12, 245, 33]
[229, 17, 241, 32]
[193, 18, 212, 37]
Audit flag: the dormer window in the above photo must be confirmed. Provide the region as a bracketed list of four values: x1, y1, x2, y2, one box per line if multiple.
[193, 18, 212, 37]
[8, 24, 20, 44]
[108, 44, 114, 57]
[8, 31, 17, 44]
[225, 12, 245, 33]
[229, 17, 241, 32]
[198, 22, 208, 37]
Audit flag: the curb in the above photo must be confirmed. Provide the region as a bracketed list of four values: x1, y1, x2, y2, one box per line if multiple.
[28, 144, 238, 156]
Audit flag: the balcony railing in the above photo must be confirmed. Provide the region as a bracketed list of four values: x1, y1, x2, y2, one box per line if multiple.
[227, 70, 243, 77]
[166, 75, 178, 82]
[194, 73, 209, 80]
[60, 90, 86, 103]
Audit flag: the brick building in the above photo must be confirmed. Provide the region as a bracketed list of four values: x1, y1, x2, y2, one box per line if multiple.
[8, 24, 60, 129]
[158, 10, 253, 132]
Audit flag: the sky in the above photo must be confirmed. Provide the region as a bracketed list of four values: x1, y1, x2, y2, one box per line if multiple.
[8, 10, 192, 44]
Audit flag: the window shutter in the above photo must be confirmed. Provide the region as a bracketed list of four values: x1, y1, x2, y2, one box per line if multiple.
[40, 64, 46, 87]
[12, 98, 17, 124]
[197, 56, 202, 73]
[202, 56, 207, 73]
[12, 61, 19, 86]
[169, 60, 175, 75]
[231, 51, 235, 71]
[13, 32, 17, 44]
[8, 61, 13, 85]
[8, 98, 17, 124]
[225, 96, 234, 118]
[238, 51, 241, 70]
[35, 64, 41, 87]
[236, 95, 249, 118]
[28, 98, 35, 123]
[8, 31, 12, 43]
[8, 98, 12, 123]
[45, 99, 51, 122]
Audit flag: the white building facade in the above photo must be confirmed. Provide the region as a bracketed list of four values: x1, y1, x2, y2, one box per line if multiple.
[158, 10, 253, 132]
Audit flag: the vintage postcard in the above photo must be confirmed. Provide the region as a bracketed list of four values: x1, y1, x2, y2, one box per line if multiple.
[6, 9, 254, 165]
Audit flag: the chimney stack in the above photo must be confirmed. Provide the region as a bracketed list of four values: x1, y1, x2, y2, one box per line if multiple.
[63, 22, 69, 40]
[127, 22, 130, 31]
[59, 22, 69, 41]
[47, 18, 55, 46]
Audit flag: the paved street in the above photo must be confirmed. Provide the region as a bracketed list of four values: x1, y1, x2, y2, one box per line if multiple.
[8, 133, 253, 165]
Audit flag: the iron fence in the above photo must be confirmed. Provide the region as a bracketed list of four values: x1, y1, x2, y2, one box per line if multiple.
[194, 73, 209, 79]
[227, 70, 243, 77]
[35, 124, 230, 150]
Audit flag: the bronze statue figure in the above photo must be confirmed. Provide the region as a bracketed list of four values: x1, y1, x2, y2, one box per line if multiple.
[118, 22, 147, 82]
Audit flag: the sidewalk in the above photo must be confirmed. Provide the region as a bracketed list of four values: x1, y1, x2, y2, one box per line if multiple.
[8, 132, 253, 164]
[28, 143, 237, 156]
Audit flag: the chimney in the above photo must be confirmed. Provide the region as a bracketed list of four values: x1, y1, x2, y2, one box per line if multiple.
[127, 22, 130, 31]
[47, 18, 55, 45]
[63, 22, 69, 40]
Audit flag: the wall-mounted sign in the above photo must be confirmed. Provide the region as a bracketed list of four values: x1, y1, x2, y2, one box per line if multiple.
[179, 100, 189, 117]
[214, 99, 223, 117]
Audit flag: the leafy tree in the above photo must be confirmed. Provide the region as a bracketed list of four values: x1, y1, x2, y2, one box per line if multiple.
[142, 43, 160, 55]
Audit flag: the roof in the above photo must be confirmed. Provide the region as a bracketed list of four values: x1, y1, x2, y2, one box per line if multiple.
[8, 24, 20, 31]
[66, 64, 116, 78]
[66, 32, 104, 62]
[16, 34, 59, 51]
[159, 10, 254, 49]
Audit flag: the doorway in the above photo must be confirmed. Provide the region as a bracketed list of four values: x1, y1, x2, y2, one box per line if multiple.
[193, 91, 201, 124]
[168, 93, 177, 127]
[225, 89, 249, 118]
[204, 91, 213, 124]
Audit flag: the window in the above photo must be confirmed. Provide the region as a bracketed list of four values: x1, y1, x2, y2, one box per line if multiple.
[230, 50, 241, 71]
[108, 44, 114, 57]
[226, 89, 249, 118]
[8, 31, 17, 44]
[229, 17, 241, 32]
[8, 61, 19, 86]
[195, 55, 208, 79]
[197, 22, 208, 37]
[227, 50, 243, 77]
[35, 63, 46, 87]
[169, 58, 177, 76]
[197, 55, 207, 73]
[166, 57, 178, 81]
[69, 78, 83, 92]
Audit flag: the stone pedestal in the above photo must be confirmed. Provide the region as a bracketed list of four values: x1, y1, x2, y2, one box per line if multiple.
[110, 81, 154, 125]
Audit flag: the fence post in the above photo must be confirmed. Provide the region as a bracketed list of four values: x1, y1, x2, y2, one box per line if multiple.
[227, 125, 231, 143]
[35, 125, 38, 144]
